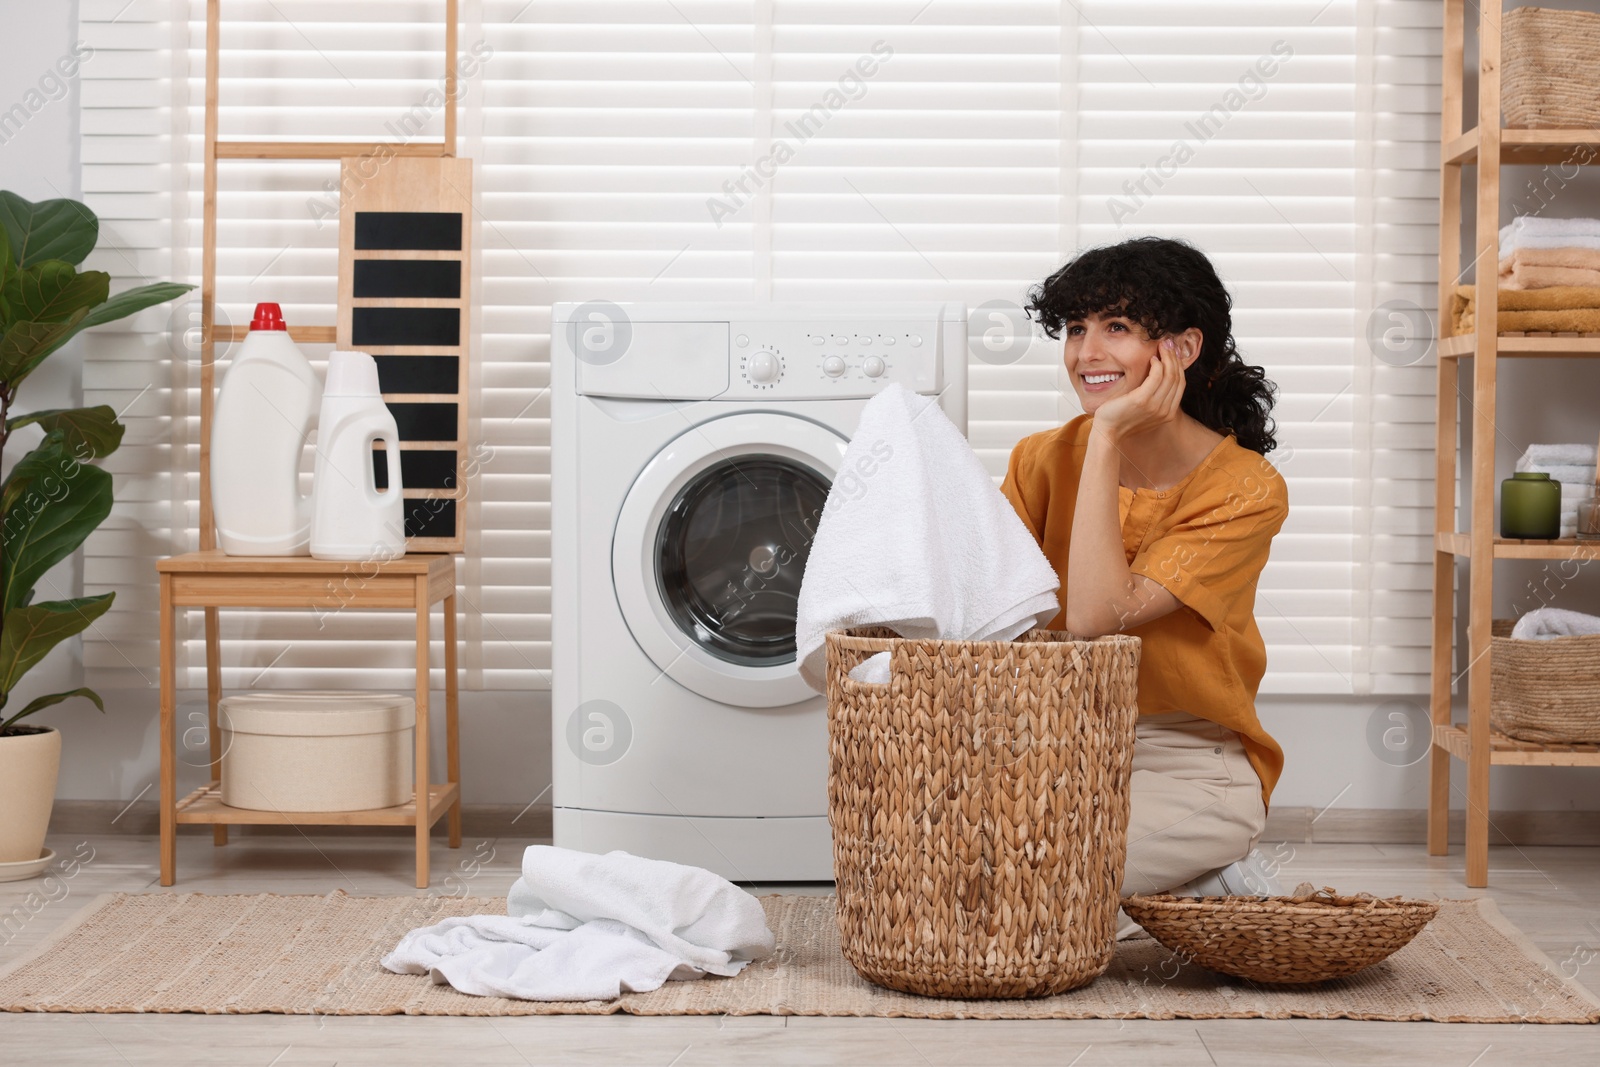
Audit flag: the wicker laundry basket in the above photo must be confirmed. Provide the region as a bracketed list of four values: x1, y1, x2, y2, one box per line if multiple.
[1504, 7, 1600, 129]
[824, 626, 1141, 998]
[1490, 619, 1600, 743]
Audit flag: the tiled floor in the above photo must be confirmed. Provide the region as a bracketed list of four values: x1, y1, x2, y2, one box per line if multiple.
[3, 831, 1599, 1065]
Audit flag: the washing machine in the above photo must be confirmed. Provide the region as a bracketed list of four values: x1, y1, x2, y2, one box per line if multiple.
[550, 301, 967, 882]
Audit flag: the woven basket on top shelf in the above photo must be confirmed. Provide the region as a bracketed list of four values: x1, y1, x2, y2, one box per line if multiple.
[1490, 619, 1600, 743]
[824, 626, 1140, 999]
[1503, 7, 1600, 129]
[1121, 885, 1440, 985]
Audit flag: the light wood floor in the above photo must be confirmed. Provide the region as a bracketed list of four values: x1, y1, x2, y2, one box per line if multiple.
[3, 832, 1598, 1065]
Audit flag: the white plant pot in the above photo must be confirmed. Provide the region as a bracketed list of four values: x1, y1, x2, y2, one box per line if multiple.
[0, 726, 62, 865]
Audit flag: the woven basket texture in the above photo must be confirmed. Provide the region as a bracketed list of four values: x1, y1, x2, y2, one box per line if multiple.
[1121, 886, 1440, 985]
[1503, 7, 1600, 128]
[1490, 618, 1600, 743]
[824, 626, 1140, 999]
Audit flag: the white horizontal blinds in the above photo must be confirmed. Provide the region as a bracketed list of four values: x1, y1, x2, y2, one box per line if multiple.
[79, 1, 188, 690]
[762, 1, 1068, 475]
[477, 1, 759, 688]
[1363, 0, 1441, 695]
[1075, 3, 1362, 693]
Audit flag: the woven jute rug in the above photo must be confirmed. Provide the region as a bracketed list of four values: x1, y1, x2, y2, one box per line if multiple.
[1, 891, 1596, 1022]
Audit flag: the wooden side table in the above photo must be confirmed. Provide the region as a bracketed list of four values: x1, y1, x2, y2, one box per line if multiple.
[157, 550, 462, 888]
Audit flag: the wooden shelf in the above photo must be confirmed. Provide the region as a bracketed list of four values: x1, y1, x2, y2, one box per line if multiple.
[213, 140, 453, 161]
[175, 782, 461, 825]
[1440, 334, 1600, 359]
[1443, 127, 1600, 166]
[1435, 533, 1600, 560]
[1433, 725, 1600, 767]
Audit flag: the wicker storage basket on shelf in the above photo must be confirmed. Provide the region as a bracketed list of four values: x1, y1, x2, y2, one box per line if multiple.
[1503, 7, 1600, 129]
[1121, 885, 1439, 984]
[824, 626, 1140, 999]
[1490, 619, 1600, 743]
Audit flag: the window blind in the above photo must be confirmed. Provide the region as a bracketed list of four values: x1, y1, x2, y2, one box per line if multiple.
[79, 0, 1440, 697]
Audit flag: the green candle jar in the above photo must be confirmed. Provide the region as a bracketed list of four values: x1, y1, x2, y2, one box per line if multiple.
[1501, 471, 1562, 539]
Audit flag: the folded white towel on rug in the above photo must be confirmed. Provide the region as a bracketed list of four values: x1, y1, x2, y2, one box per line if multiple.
[381, 846, 773, 1001]
[1511, 607, 1600, 641]
[793, 383, 1060, 691]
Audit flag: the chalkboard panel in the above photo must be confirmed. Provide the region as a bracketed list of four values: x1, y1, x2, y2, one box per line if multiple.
[375, 355, 459, 395]
[354, 211, 462, 251]
[403, 498, 456, 540]
[389, 402, 458, 442]
[354, 259, 461, 298]
[352, 307, 460, 348]
[372, 448, 457, 490]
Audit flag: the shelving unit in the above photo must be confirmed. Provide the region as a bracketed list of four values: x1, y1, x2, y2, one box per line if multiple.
[1428, 2, 1600, 887]
[156, 0, 466, 888]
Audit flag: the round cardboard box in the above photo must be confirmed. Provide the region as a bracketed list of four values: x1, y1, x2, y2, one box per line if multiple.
[220, 691, 414, 812]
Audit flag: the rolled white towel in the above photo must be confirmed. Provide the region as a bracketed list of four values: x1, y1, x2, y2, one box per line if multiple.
[1510, 606, 1600, 641]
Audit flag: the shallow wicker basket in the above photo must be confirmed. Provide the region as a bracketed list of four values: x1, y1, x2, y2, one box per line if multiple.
[1490, 619, 1600, 743]
[1504, 7, 1600, 129]
[1121, 886, 1440, 985]
[825, 626, 1141, 999]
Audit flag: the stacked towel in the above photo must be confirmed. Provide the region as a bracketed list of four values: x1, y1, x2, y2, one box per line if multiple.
[1515, 443, 1598, 538]
[1510, 606, 1600, 641]
[793, 382, 1060, 690]
[1499, 217, 1600, 290]
[382, 846, 774, 1001]
[1450, 284, 1600, 334]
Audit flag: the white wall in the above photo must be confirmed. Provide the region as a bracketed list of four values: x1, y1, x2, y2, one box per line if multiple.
[9, 6, 1597, 815]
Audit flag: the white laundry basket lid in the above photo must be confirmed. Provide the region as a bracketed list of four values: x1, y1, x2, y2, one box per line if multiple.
[219, 691, 415, 737]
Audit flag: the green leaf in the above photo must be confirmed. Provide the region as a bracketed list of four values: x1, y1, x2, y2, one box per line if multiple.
[5, 406, 125, 461]
[0, 307, 90, 387]
[0, 686, 104, 733]
[1, 260, 110, 324]
[0, 596, 115, 696]
[77, 281, 194, 330]
[1, 448, 112, 616]
[0, 192, 98, 268]
[0, 223, 11, 294]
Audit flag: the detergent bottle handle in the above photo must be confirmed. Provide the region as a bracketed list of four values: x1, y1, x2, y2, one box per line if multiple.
[367, 420, 400, 507]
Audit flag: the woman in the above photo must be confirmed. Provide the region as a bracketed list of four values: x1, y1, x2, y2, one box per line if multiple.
[1001, 236, 1288, 900]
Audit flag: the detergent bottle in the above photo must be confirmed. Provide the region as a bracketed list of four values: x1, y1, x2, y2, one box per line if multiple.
[211, 302, 321, 555]
[311, 351, 406, 561]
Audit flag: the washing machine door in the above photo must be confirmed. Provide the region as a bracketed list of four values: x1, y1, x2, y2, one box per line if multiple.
[612, 412, 847, 708]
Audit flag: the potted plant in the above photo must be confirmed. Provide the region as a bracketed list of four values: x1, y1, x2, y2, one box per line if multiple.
[0, 192, 190, 878]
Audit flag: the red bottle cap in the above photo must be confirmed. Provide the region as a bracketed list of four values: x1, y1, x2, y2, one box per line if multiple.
[250, 302, 287, 331]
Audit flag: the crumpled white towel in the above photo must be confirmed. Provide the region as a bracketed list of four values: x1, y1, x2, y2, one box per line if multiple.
[793, 382, 1060, 691]
[1511, 607, 1600, 641]
[381, 846, 774, 1001]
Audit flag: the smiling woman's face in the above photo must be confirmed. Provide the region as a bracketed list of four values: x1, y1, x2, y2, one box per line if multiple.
[1062, 311, 1161, 413]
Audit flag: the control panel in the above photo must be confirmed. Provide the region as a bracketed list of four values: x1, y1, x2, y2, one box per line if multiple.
[726, 321, 940, 399]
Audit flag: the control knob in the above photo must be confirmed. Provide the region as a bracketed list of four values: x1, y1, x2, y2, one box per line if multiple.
[862, 355, 886, 378]
[746, 349, 782, 384]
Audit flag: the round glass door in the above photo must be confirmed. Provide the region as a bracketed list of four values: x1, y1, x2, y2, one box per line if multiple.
[611, 412, 848, 708]
[655, 457, 830, 666]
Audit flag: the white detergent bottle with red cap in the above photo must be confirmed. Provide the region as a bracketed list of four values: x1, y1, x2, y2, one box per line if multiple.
[211, 302, 322, 555]
[311, 350, 406, 561]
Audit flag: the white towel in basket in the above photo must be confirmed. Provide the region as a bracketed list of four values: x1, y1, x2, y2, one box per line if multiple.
[793, 383, 1060, 691]
[1510, 607, 1600, 641]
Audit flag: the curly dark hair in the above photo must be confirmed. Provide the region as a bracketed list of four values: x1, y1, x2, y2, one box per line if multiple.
[1025, 236, 1278, 455]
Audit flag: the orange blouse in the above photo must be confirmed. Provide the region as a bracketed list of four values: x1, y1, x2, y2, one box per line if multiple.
[1001, 415, 1290, 806]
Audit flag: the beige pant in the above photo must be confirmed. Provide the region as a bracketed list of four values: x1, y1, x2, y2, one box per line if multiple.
[1118, 711, 1267, 896]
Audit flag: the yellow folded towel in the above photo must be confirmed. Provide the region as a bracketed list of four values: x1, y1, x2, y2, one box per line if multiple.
[1451, 284, 1600, 334]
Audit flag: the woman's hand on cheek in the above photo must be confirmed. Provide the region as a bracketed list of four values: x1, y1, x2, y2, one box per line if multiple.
[1091, 338, 1187, 442]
